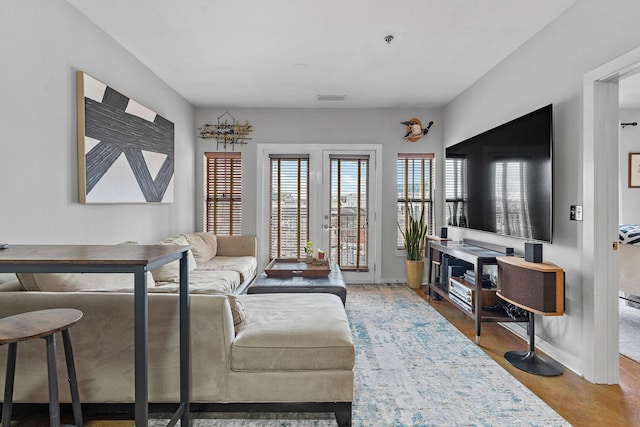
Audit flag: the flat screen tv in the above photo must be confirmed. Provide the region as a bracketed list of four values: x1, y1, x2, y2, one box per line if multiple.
[445, 104, 553, 243]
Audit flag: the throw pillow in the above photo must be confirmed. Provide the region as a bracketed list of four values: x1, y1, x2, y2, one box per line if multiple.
[182, 232, 217, 264]
[150, 234, 197, 282]
[227, 295, 246, 329]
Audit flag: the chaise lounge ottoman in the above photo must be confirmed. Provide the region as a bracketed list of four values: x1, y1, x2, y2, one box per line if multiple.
[228, 292, 354, 425]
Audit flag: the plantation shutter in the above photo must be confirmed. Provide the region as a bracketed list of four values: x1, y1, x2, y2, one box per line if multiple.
[397, 153, 434, 249]
[269, 155, 309, 259]
[205, 152, 242, 235]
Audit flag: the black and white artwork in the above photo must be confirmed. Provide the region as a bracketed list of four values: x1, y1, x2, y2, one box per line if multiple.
[77, 71, 175, 203]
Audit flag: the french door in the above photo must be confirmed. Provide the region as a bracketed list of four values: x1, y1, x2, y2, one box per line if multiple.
[258, 145, 379, 283]
[322, 152, 374, 282]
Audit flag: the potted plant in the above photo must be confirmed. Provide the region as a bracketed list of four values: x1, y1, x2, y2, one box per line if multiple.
[398, 204, 429, 289]
[303, 241, 315, 263]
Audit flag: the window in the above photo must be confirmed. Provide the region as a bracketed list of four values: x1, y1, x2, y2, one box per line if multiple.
[397, 153, 434, 249]
[205, 152, 242, 235]
[269, 155, 309, 259]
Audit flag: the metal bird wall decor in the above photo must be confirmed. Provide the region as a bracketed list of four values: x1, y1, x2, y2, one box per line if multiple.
[197, 110, 252, 150]
[401, 118, 434, 142]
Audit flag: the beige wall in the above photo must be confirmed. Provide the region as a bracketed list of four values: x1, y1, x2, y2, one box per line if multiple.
[0, 0, 196, 245]
[444, 0, 640, 379]
[194, 107, 444, 282]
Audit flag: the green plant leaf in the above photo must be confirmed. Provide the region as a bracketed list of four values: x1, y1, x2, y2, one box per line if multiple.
[398, 203, 428, 260]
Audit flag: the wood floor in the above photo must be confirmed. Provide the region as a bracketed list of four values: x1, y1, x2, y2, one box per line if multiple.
[415, 288, 640, 427]
[8, 288, 640, 426]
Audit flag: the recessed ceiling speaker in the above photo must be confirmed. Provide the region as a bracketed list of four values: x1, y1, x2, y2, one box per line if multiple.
[316, 95, 347, 101]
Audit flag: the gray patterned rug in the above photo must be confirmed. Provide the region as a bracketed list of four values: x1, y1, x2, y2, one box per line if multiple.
[152, 283, 569, 426]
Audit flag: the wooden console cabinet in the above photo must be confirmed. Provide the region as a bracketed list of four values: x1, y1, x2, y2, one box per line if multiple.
[427, 240, 523, 343]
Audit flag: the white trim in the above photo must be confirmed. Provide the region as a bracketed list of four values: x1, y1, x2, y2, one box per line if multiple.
[582, 46, 640, 383]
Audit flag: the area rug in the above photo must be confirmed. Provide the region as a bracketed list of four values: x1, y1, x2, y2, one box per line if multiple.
[619, 296, 640, 363]
[151, 283, 569, 426]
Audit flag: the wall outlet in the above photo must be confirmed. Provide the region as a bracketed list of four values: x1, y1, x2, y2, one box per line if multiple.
[570, 205, 583, 221]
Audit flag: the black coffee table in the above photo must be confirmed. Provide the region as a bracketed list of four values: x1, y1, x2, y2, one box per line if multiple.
[247, 261, 347, 305]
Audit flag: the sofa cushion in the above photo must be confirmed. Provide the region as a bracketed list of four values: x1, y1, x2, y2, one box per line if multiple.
[231, 293, 354, 371]
[150, 234, 197, 282]
[0, 273, 18, 285]
[197, 256, 257, 283]
[181, 232, 217, 264]
[16, 271, 156, 292]
[152, 270, 240, 294]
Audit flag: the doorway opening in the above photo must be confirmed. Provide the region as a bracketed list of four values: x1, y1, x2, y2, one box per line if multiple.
[617, 73, 640, 366]
[583, 46, 640, 384]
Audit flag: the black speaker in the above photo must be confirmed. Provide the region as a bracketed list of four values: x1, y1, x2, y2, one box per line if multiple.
[524, 242, 543, 263]
[440, 227, 448, 238]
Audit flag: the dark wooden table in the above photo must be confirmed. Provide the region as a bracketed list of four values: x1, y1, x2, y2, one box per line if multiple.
[0, 244, 191, 426]
[248, 261, 347, 305]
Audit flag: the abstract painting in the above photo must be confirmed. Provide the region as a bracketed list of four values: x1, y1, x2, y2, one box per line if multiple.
[76, 71, 175, 203]
[630, 152, 640, 188]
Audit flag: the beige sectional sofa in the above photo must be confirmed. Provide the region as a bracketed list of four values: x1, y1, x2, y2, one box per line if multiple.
[0, 233, 355, 426]
[5, 232, 257, 295]
[151, 232, 258, 294]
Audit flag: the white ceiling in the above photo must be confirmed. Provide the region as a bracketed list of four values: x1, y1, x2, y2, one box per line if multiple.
[66, 0, 580, 108]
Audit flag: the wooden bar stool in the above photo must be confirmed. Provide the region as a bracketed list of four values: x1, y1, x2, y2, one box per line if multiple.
[0, 308, 83, 427]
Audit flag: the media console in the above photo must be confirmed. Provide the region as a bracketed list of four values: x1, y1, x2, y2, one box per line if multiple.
[427, 239, 524, 343]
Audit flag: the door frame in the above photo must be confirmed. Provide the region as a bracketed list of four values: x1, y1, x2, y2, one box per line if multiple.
[256, 143, 382, 283]
[582, 45, 640, 383]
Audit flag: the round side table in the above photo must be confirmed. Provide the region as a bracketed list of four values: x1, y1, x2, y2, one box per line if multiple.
[0, 308, 84, 427]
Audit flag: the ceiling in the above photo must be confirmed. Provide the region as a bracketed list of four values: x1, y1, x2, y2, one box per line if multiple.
[66, 0, 580, 109]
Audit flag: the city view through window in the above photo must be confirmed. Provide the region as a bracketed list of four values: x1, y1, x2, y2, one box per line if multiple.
[269, 155, 370, 271]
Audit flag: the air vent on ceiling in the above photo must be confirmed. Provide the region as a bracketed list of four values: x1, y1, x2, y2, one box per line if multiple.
[317, 95, 347, 101]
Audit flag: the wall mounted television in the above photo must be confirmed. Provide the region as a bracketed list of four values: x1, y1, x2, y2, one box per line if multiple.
[445, 104, 553, 243]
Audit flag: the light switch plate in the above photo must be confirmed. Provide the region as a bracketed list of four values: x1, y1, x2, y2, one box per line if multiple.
[570, 205, 583, 221]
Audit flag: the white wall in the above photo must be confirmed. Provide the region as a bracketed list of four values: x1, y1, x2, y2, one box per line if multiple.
[444, 0, 640, 378]
[194, 107, 443, 281]
[0, 0, 195, 244]
[619, 109, 640, 223]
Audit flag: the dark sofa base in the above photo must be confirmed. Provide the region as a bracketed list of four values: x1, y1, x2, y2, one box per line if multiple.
[6, 401, 353, 427]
